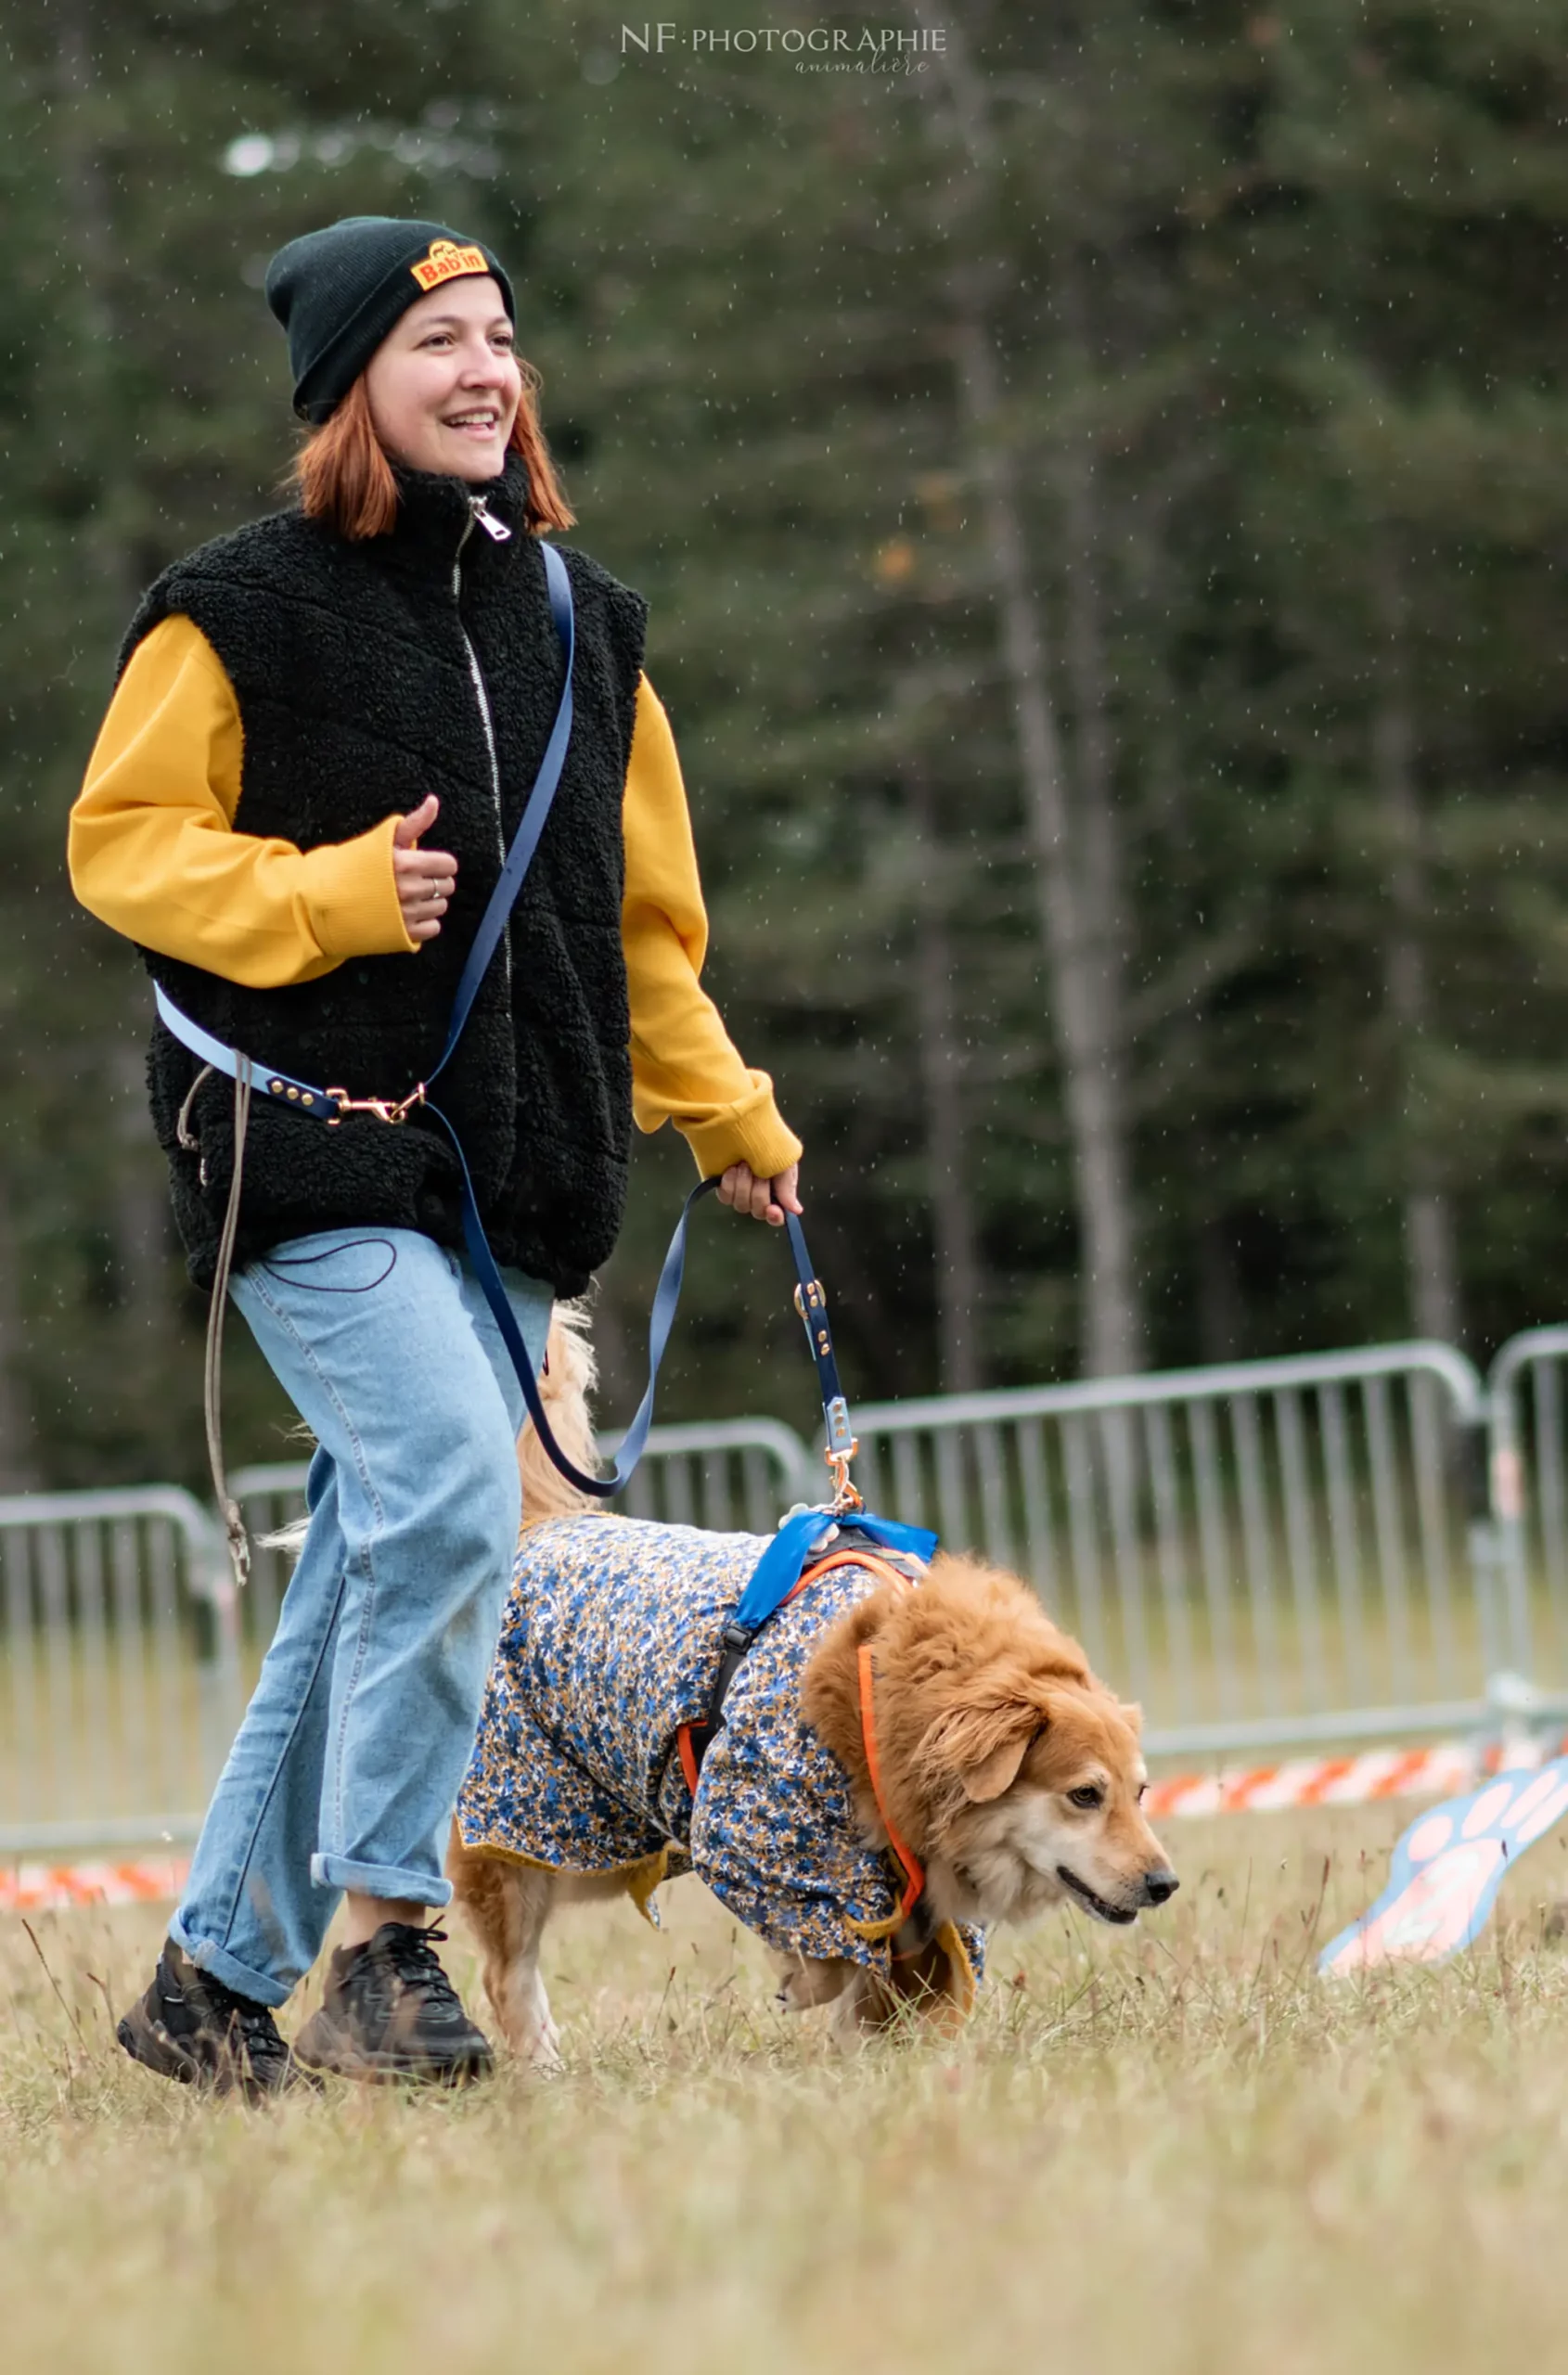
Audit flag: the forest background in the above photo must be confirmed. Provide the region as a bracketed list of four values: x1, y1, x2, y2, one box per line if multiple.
[1, 0, 1564, 1492]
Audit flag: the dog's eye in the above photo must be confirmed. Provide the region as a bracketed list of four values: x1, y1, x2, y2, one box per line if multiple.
[1067, 1785, 1103, 1810]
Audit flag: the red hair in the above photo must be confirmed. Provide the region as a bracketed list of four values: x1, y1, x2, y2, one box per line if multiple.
[291, 360, 576, 541]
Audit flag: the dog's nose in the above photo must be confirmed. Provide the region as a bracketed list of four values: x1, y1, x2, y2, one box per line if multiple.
[1143, 1868, 1179, 1906]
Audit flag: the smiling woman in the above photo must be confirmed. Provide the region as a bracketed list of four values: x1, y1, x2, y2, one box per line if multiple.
[66, 212, 803, 2099]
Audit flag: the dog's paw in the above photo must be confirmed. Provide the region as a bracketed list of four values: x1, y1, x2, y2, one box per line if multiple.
[498, 2013, 563, 2073]
[520, 2025, 564, 2074]
[495, 1975, 563, 2070]
[774, 1955, 855, 2013]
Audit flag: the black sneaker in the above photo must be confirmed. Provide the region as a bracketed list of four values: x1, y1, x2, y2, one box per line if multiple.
[117, 1941, 311, 2100]
[292, 1922, 494, 2085]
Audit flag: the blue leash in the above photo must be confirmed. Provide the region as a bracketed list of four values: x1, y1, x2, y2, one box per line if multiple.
[155, 541, 879, 1519]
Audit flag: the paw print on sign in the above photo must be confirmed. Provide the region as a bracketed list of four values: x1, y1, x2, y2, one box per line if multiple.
[1319, 1758, 1568, 1975]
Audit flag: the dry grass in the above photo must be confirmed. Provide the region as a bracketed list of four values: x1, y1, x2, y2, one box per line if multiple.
[8, 1807, 1568, 2372]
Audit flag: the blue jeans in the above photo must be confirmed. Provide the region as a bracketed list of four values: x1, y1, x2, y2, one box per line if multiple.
[172, 1226, 552, 2008]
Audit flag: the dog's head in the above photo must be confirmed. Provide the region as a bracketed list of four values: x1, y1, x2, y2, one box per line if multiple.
[803, 1553, 1176, 1933]
[918, 1668, 1176, 1930]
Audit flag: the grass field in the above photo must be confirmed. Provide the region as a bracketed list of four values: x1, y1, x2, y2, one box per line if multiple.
[9, 1806, 1568, 2372]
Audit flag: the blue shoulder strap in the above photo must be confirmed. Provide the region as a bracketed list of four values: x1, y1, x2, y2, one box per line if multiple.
[430, 541, 574, 1085]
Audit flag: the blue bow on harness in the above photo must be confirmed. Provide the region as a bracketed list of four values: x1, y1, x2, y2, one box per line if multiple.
[155, 540, 928, 1584]
[735, 1508, 937, 1635]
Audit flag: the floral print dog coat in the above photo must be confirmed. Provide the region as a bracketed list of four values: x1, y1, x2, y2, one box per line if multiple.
[457, 1512, 983, 1993]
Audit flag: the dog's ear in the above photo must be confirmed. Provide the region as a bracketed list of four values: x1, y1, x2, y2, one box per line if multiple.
[919, 1689, 1045, 1804]
[1118, 1700, 1143, 1737]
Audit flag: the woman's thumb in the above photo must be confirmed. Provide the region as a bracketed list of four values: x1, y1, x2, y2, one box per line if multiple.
[394, 793, 438, 848]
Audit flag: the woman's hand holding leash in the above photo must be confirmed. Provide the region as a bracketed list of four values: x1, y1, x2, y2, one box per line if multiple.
[394, 794, 457, 942]
[718, 1161, 802, 1227]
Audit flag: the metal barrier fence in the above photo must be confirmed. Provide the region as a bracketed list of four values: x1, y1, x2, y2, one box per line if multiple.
[846, 1345, 1495, 1760]
[15, 1330, 1568, 1851]
[1486, 1327, 1568, 1689]
[225, 1419, 815, 1650]
[0, 1489, 239, 1854]
[0, 1426, 810, 1855]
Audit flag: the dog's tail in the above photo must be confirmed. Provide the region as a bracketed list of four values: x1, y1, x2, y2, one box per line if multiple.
[257, 1300, 601, 1559]
[518, 1299, 601, 1524]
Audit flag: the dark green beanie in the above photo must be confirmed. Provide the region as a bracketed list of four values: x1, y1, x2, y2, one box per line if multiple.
[264, 215, 516, 425]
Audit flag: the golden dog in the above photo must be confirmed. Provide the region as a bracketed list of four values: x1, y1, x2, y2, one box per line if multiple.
[447, 1309, 1177, 2057]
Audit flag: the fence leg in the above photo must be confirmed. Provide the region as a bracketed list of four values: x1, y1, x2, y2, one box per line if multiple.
[1486, 1376, 1536, 1687]
[194, 1516, 245, 1804]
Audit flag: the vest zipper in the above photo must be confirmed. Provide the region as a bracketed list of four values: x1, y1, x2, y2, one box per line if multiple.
[453, 499, 514, 1011]
[469, 496, 512, 543]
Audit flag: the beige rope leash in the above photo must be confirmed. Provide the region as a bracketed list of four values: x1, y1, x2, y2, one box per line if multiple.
[202, 1060, 252, 1589]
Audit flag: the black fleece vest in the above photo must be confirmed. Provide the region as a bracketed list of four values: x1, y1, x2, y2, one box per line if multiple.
[119, 456, 648, 1295]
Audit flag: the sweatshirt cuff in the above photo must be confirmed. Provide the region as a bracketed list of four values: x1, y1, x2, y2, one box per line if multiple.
[676, 1076, 803, 1182]
[300, 814, 418, 962]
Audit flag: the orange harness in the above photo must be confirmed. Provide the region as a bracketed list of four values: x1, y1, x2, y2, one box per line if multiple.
[855, 1639, 925, 1922]
[675, 1541, 919, 1933]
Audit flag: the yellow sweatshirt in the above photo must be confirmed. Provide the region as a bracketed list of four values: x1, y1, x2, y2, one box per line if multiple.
[69, 615, 802, 1185]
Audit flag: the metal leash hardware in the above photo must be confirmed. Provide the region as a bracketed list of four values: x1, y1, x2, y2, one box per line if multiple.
[784, 1213, 863, 1515]
[323, 1081, 427, 1126]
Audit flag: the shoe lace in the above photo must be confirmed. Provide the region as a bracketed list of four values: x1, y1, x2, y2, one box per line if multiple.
[368, 1922, 464, 2011]
[205, 1975, 289, 2072]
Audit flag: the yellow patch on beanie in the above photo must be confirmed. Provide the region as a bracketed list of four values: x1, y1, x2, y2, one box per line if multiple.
[410, 238, 490, 291]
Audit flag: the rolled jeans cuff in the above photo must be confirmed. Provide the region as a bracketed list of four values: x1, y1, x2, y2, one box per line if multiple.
[310, 1851, 453, 1906]
[168, 1916, 293, 2011]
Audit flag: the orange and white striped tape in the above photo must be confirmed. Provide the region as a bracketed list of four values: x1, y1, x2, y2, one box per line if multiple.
[1144, 1744, 1479, 1819]
[1145, 1733, 1568, 1821]
[3, 1737, 1565, 1914]
[0, 1859, 190, 1915]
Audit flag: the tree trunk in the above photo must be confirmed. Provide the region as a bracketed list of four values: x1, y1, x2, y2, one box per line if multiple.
[1373, 546, 1462, 1346]
[108, 1040, 176, 1363]
[1195, 1214, 1247, 1365]
[58, 11, 182, 1415]
[0, 1163, 41, 1491]
[948, 295, 1142, 1379]
[1055, 256, 1140, 1371]
[922, 18, 1143, 1380]
[906, 758, 983, 1393]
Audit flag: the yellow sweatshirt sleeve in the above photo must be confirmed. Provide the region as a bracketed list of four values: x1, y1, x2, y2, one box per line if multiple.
[623, 676, 802, 1181]
[68, 613, 418, 987]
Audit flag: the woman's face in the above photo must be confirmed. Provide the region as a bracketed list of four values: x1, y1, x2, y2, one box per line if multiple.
[364, 276, 521, 483]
